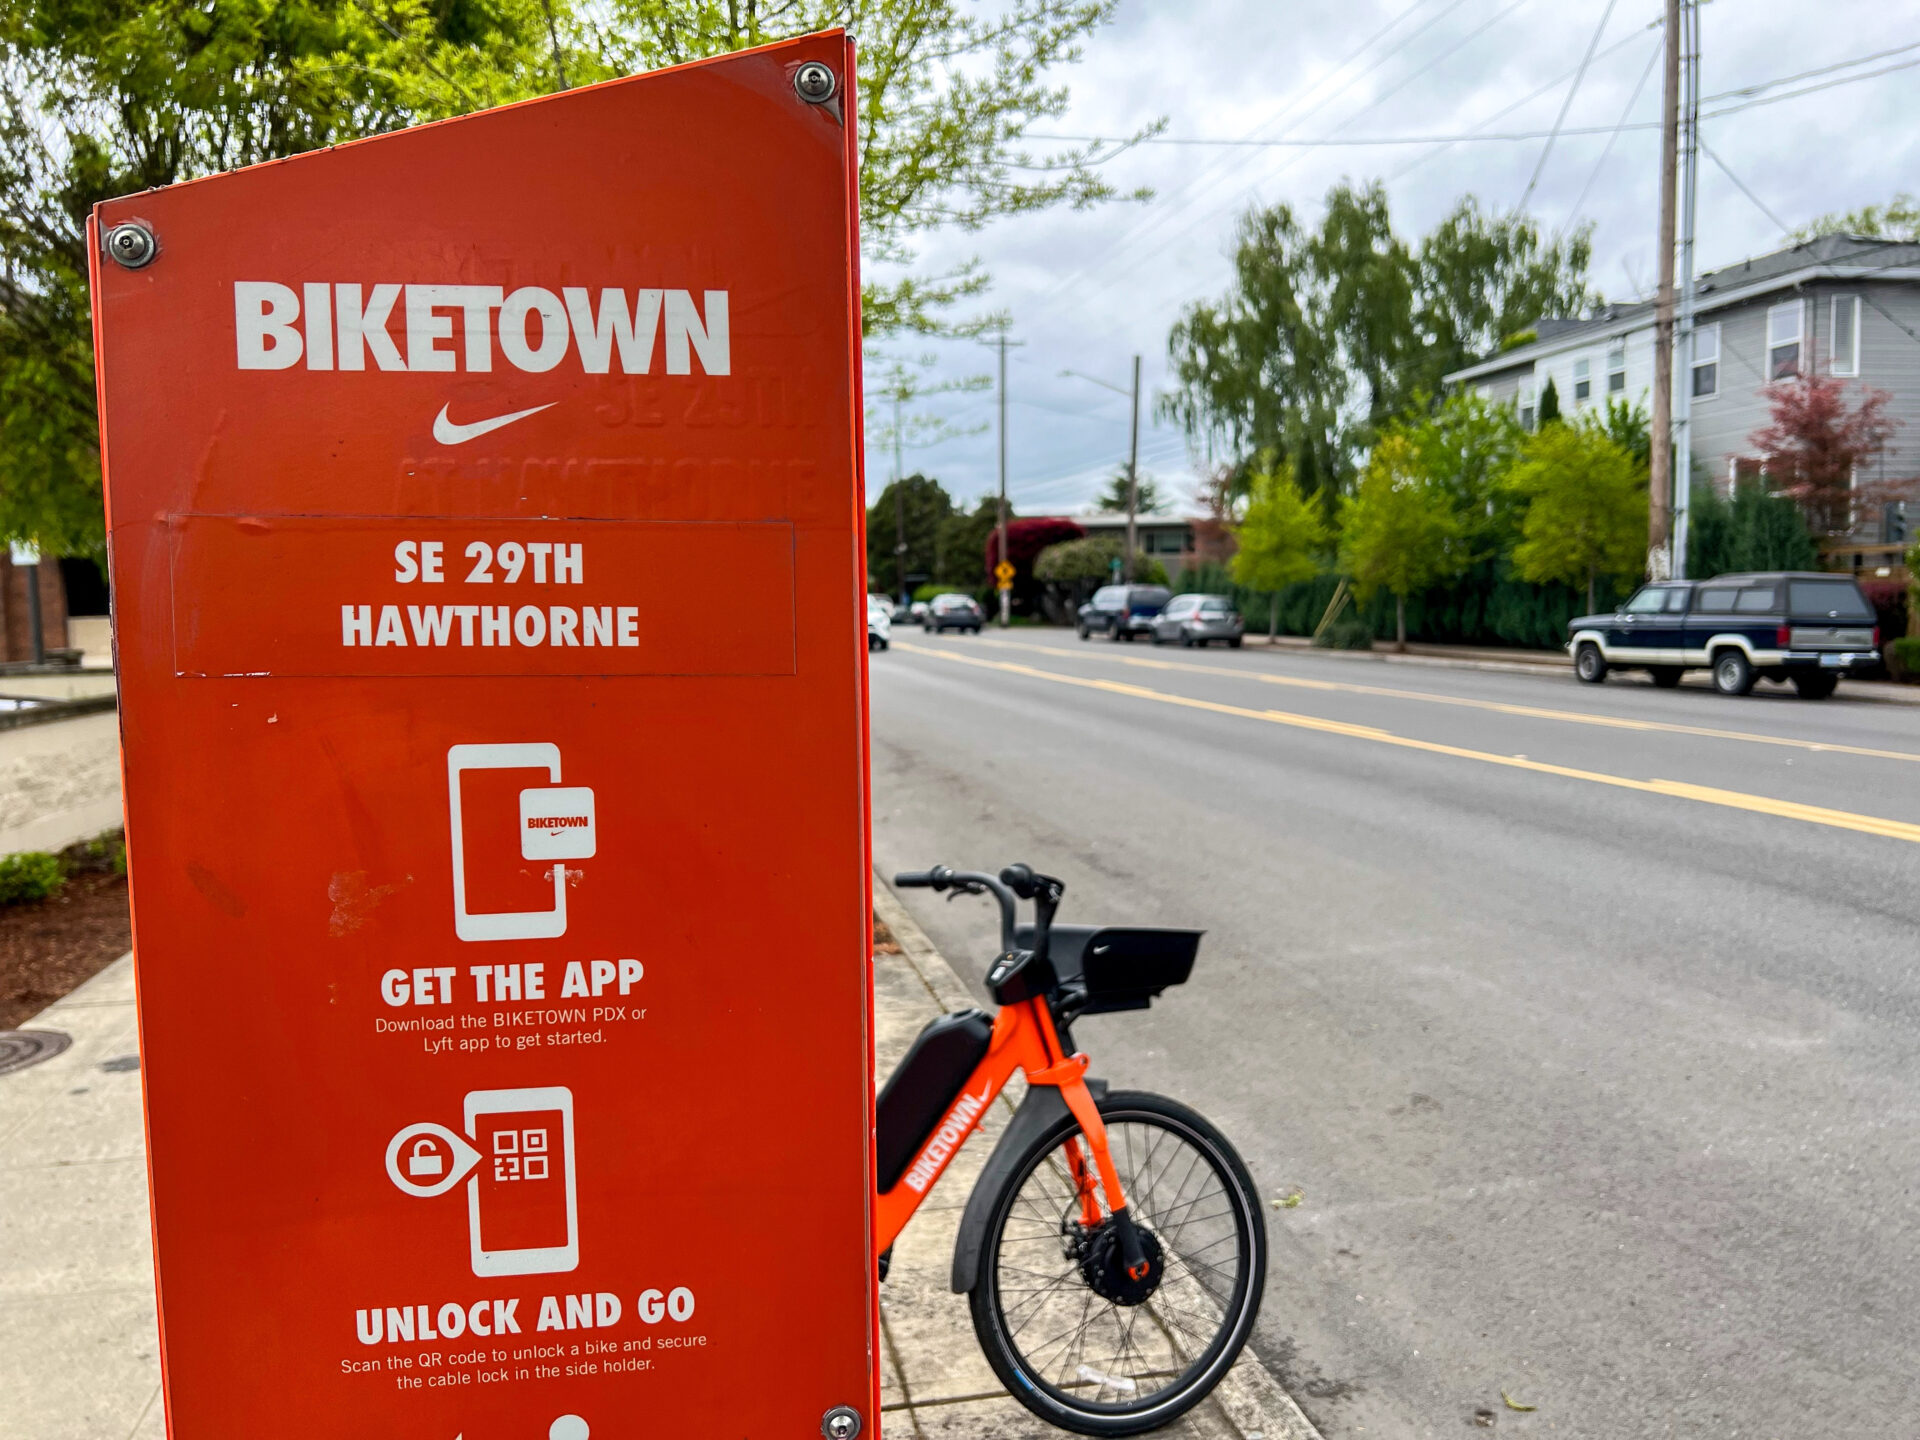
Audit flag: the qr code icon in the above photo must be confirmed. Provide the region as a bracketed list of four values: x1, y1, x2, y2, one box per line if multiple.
[490, 1128, 552, 1182]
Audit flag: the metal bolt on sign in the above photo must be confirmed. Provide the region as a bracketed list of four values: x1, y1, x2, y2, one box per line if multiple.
[793, 61, 837, 104]
[820, 1405, 862, 1439]
[104, 221, 157, 269]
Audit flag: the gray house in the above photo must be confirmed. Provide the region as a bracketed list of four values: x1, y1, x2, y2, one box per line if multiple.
[1444, 234, 1920, 578]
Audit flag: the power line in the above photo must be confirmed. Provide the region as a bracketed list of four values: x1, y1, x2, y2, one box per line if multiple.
[1019, 0, 1493, 330]
[1702, 37, 1920, 102]
[1027, 37, 1920, 153]
[1519, 0, 1621, 212]
[1700, 144, 1920, 357]
[1386, 15, 1658, 181]
[1559, 36, 1663, 236]
[1706, 53, 1920, 115]
[1699, 140, 1790, 236]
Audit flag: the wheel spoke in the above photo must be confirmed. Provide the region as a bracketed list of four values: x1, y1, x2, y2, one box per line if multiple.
[985, 1107, 1258, 1421]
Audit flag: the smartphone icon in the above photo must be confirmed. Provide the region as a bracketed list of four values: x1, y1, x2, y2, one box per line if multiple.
[465, 1086, 579, 1276]
[448, 743, 596, 942]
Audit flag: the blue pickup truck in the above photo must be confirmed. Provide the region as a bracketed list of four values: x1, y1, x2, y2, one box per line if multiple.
[1567, 572, 1881, 698]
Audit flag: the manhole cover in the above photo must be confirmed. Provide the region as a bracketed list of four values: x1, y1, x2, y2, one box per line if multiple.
[0, 1030, 73, 1077]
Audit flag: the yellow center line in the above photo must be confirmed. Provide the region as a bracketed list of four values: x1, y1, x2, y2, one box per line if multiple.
[892, 641, 1920, 846]
[965, 636, 1920, 765]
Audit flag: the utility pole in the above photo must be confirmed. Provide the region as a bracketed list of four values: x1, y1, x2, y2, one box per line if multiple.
[1671, 0, 1700, 578]
[1124, 354, 1142, 582]
[1062, 357, 1145, 578]
[892, 388, 910, 608]
[994, 333, 1012, 627]
[1648, 0, 1681, 579]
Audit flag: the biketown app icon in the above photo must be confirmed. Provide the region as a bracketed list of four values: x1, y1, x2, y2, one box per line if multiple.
[448, 744, 596, 942]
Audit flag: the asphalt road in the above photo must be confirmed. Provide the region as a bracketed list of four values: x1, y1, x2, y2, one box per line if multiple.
[869, 627, 1920, 1439]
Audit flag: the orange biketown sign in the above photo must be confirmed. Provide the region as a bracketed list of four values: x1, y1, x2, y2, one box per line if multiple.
[89, 33, 875, 1440]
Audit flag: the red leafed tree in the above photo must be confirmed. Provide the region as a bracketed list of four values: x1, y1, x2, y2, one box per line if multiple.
[985, 516, 1085, 573]
[1748, 371, 1904, 537]
[986, 516, 1085, 616]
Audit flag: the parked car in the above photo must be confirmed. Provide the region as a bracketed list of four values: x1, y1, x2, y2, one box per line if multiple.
[908, 600, 931, 625]
[1151, 593, 1245, 648]
[1566, 571, 1880, 698]
[866, 595, 892, 651]
[1077, 584, 1172, 642]
[922, 593, 985, 634]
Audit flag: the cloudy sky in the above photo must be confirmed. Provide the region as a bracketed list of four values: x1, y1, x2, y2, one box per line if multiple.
[859, 0, 1920, 515]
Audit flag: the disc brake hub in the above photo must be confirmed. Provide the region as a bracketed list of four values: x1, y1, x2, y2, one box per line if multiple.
[1075, 1218, 1165, 1306]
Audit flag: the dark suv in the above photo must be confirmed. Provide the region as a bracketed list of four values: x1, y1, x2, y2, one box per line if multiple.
[1567, 572, 1880, 698]
[1077, 584, 1171, 642]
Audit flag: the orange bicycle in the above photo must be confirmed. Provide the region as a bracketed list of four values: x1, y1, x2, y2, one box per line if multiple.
[878, 864, 1267, 1436]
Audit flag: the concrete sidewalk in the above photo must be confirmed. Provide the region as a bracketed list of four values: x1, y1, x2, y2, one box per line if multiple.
[0, 955, 161, 1440]
[0, 894, 1318, 1439]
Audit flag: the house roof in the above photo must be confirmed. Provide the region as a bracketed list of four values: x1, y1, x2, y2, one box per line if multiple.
[1444, 234, 1920, 385]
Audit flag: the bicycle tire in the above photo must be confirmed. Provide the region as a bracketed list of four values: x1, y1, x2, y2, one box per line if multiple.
[967, 1090, 1266, 1436]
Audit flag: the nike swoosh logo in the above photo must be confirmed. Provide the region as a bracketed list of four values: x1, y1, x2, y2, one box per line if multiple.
[431, 402, 555, 445]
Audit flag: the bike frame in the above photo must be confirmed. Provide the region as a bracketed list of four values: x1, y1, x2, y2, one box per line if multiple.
[875, 992, 1129, 1257]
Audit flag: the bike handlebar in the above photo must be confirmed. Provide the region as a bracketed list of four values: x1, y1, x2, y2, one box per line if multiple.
[892, 865, 1022, 950]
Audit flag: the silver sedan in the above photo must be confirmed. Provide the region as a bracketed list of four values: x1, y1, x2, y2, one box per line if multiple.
[1150, 594, 1244, 648]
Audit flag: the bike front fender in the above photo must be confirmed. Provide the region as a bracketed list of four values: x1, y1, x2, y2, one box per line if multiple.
[949, 1077, 1108, 1294]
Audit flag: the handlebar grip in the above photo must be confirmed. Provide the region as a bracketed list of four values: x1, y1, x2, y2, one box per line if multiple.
[893, 866, 951, 890]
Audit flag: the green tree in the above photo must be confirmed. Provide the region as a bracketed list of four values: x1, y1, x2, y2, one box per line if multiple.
[1231, 464, 1328, 638]
[1160, 201, 1340, 507]
[935, 497, 1003, 586]
[1408, 198, 1596, 397]
[1339, 435, 1465, 650]
[2, 0, 1139, 558]
[1790, 193, 1920, 244]
[1537, 376, 1562, 426]
[1311, 181, 1415, 431]
[1504, 417, 1647, 613]
[1600, 397, 1651, 469]
[1162, 186, 1595, 507]
[1686, 480, 1818, 578]
[608, 1, 1151, 336]
[1034, 535, 1164, 584]
[1378, 392, 1525, 560]
[0, 0, 571, 557]
[866, 474, 953, 598]
[1093, 469, 1164, 515]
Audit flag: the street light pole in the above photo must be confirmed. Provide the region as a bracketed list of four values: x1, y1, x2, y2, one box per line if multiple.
[1061, 358, 1144, 578]
[1125, 354, 1141, 582]
[1672, 0, 1700, 578]
[893, 388, 910, 608]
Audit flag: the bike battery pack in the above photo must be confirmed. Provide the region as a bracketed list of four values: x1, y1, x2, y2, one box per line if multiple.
[875, 1008, 994, 1193]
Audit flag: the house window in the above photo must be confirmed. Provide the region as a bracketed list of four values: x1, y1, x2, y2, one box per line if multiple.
[1573, 357, 1591, 403]
[1691, 323, 1719, 398]
[1519, 385, 1535, 430]
[1830, 295, 1859, 376]
[1607, 341, 1626, 394]
[1767, 300, 1803, 379]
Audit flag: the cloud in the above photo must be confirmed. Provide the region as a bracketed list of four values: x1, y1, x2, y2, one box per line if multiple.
[865, 0, 1920, 514]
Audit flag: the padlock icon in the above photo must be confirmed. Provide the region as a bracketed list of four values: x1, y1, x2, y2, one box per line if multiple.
[408, 1138, 445, 1178]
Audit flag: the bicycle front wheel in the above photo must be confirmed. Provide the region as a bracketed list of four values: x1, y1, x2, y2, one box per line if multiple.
[968, 1089, 1267, 1436]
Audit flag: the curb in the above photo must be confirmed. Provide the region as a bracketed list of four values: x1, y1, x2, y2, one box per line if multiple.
[1240, 637, 1920, 704]
[872, 873, 1328, 1440]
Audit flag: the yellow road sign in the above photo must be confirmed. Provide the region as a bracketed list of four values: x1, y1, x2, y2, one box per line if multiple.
[994, 560, 1015, 583]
